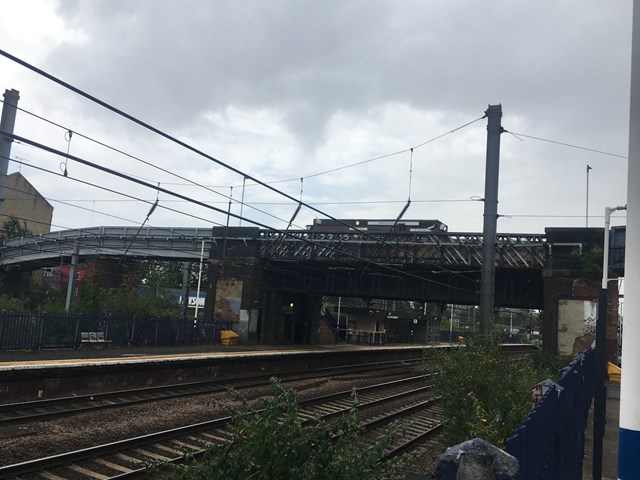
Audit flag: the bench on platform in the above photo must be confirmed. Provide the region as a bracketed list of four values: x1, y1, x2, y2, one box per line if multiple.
[79, 331, 112, 348]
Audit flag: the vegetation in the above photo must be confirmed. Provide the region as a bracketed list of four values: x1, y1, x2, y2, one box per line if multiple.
[430, 335, 563, 448]
[155, 380, 412, 480]
[0, 260, 184, 317]
[1, 215, 31, 239]
[576, 246, 604, 280]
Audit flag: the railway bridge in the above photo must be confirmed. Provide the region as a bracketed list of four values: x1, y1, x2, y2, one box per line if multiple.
[0, 225, 623, 356]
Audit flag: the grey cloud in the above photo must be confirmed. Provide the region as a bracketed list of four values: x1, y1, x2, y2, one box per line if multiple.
[47, 0, 629, 150]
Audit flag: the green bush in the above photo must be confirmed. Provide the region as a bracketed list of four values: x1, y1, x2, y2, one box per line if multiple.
[430, 336, 560, 448]
[155, 379, 411, 479]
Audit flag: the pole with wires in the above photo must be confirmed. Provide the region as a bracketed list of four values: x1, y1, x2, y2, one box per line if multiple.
[586, 165, 592, 227]
[64, 239, 80, 313]
[479, 104, 503, 334]
[0, 89, 19, 207]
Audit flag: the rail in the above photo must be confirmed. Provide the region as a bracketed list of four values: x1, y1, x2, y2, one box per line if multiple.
[0, 374, 439, 479]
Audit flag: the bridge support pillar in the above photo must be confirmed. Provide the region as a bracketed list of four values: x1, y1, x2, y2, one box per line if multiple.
[204, 227, 267, 344]
[542, 271, 618, 361]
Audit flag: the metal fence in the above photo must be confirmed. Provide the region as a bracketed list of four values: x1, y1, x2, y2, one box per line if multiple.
[0, 310, 232, 350]
[506, 348, 595, 480]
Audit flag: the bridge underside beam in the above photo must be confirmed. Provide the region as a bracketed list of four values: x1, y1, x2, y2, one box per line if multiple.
[264, 261, 543, 309]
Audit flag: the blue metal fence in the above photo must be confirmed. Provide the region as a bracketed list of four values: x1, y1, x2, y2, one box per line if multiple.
[506, 348, 595, 480]
[0, 310, 232, 350]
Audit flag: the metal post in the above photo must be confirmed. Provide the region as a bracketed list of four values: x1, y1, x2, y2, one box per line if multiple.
[586, 165, 592, 227]
[620, 3, 640, 477]
[593, 205, 625, 479]
[449, 304, 454, 342]
[194, 240, 205, 318]
[180, 262, 189, 321]
[0, 89, 20, 205]
[337, 296, 342, 341]
[479, 104, 503, 334]
[64, 240, 80, 313]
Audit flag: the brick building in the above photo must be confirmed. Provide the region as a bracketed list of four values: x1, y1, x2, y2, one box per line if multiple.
[0, 172, 53, 235]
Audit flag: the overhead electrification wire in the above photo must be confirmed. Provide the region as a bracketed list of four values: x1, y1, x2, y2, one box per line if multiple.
[505, 131, 627, 159]
[0, 50, 481, 241]
[3, 141, 477, 293]
[60, 130, 72, 176]
[42, 198, 479, 207]
[0, 182, 142, 225]
[3, 154, 231, 229]
[300, 116, 486, 181]
[502, 214, 624, 219]
[0, 63, 479, 285]
[6, 154, 418, 286]
[2, 100, 299, 229]
[117, 193, 160, 267]
[0, 50, 487, 286]
[3, 96, 485, 240]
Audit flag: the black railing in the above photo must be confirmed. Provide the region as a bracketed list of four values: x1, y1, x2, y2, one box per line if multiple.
[506, 348, 595, 480]
[0, 310, 232, 350]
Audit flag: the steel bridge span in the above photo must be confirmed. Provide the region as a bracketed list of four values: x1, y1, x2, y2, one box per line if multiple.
[0, 226, 547, 270]
[0, 225, 613, 356]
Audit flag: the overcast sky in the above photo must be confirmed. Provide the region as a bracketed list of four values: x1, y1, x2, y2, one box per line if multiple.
[0, 1, 633, 235]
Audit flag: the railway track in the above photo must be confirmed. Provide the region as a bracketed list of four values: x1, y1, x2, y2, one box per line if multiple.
[0, 374, 441, 479]
[0, 358, 423, 425]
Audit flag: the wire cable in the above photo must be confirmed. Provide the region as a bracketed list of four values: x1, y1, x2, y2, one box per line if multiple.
[506, 131, 627, 159]
[3, 145, 478, 293]
[5, 101, 301, 229]
[0, 50, 493, 286]
[7, 132, 480, 283]
[0, 49, 482, 248]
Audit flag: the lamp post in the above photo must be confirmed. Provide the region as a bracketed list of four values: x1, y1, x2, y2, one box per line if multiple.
[593, 204, 626, 480]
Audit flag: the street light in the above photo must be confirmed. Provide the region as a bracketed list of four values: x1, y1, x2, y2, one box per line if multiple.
[593, 204, 626, 480]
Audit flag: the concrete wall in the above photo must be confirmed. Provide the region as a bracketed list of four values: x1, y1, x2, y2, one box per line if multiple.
[557, 299, 596, 355]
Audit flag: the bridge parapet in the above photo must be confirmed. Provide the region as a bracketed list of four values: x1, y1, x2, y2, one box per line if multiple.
[0, 226, 547, 270]
[259, 231, 547, 269]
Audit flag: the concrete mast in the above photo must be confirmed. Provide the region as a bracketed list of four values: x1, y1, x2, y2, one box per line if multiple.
[479, 104, 503, 334]
[0, 89, 20, 205]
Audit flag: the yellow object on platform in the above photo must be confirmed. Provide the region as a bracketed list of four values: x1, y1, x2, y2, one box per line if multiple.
[607, 362, 621, 383]
[220, 330, 239, 346]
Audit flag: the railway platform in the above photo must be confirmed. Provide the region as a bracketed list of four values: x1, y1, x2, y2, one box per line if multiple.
[0, 343, 434, 403]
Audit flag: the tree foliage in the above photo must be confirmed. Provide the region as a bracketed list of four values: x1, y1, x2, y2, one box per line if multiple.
[70, 278, 180, 317]
[155, 380, 411, 480]
[1, 215, 30, 239]
[430, 336, 561, 448]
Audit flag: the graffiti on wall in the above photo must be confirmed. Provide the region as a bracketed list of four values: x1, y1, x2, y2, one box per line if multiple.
[214, 279, 243, 322]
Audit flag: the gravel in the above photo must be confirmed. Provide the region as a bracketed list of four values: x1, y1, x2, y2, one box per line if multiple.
[0, 367, 444, 477]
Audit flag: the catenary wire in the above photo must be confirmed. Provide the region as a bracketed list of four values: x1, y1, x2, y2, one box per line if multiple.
[0, 49, 483, 259]
[4, 102, 304, 229]
[2, 145, 478, 293]
[6, 125, 481, 284]
[0, 56, 486, 285]
[506, 131, 627, 159]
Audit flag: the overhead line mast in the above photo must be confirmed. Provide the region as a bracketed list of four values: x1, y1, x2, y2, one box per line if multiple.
[479, 104, 503, 334]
